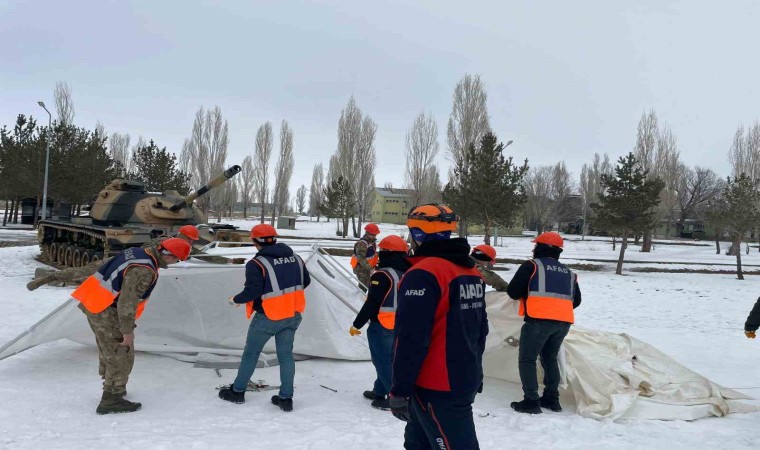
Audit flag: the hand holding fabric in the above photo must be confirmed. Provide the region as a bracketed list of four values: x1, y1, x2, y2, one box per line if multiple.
[349, 326, 362, 336]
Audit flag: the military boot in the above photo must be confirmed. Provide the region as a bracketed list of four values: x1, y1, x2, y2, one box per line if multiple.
[96, 392, 142, 415]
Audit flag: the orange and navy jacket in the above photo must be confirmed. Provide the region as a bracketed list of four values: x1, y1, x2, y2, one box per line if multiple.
[390, 238, 488, 398]
[232, 243, 311, 320]
[506, 244, 581, 323]
[352, 253, 410, 330]
[72, 247, 159, 319]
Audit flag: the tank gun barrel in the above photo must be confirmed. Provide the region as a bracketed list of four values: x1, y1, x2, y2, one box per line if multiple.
[169, 165, 242, 212]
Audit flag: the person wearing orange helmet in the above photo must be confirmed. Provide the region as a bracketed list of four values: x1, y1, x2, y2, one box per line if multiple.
[351, 223, 380, 292]
[389, 204, 488, 449]
[506, 231, 581, 414]
[177, 224, 200, 242]
[349, 235, 411, 410]
[31, 239, 190, 414]
[218, 223, 311, 412]
[470, 244, 509, 292]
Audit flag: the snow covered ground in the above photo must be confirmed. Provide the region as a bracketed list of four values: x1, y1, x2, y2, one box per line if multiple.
[1, 226, 760, 449]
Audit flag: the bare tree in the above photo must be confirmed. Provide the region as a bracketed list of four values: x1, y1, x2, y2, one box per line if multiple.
[309, 163, 325, 221]
[579, 153, 613, 238]
[253, 122, 274, 223]
[404, 112, 440, 207]
[676, 166, 722, 235]
[447, 74, 491, 235]
[550, 161, 575, 228]
[54, 81, 75, 125]
[95, 121, 106, 139]
[240, 155, 255, 218]
[183, 106, 229, 218]
[271, 120, 294, 224]
[179, 139, 192, 181]
[420, 166, 443, 204]
[296, 185, 307, 215]
[728, 122, 760, 182]
[109, 132, 133, 176]
[355, 116, 377, 235]
[523, 166, 555, 234]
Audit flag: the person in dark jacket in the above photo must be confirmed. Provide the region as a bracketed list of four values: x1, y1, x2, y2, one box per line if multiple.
[389, 204, 488, 450]
[744, 298, 760, 338]
[218, 224, 311, 412]
[507, 231, 581, 414]
[350, 235, 411, 410]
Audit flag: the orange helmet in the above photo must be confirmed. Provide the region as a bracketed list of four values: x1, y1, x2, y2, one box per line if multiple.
[178, 225, 199, 241]
[159, 238, 192, 261]
[251, 223, 278, 244]
[471, 244, 497, 263]
[365, 223, 380, 235]
[407, 204, 459, 234]
[378, 235, 409, 253]
[532, 231, 564, 248]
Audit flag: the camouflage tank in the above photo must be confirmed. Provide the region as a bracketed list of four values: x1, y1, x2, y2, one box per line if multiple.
[38, 165, 241, 268]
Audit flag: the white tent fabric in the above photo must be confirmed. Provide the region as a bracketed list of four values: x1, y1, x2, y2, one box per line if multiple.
[0, 248, 370, 363]
[483, 292, 759, 420]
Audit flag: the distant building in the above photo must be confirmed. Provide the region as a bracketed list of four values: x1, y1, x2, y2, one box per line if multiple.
[371, 187, 415, 224]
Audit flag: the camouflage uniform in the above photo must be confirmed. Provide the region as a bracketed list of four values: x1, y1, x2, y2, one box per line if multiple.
[476, 264, 510, 292]
[353, 234, 376, 291]
[27, 259, 110, 291]
[146, 237, 244, 264]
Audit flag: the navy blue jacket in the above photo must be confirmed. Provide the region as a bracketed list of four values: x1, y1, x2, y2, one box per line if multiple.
[232, 243, 311, 314]
[391, 238, 488, 398]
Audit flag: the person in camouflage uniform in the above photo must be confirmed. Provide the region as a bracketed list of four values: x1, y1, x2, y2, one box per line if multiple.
[28, 240, 190, 414]
[471, 244, 509, 292]
[148, 224, 246, 265]
[352, 224, 380, 292]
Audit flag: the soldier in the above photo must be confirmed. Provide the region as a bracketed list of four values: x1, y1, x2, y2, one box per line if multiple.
[471, 244, 509, 292]
[28, 239, 191, 414]
[351, 223, 380, 291]
[146, 224, 245, 265]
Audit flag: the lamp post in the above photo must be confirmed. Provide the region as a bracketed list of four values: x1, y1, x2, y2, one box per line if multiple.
[37, 101, 52, 223]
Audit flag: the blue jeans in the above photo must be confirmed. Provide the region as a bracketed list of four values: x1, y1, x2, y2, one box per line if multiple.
[233, 313, 302, 399]
[367, 321, 394, 396]
[518, 320, 571, 401]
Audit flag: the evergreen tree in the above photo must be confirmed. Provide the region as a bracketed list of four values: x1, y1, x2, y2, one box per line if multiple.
[719, 174, 760, 280]
[319, 176, 355, 237]
[130, 140, 191, 193]
[592, 153, 664, 275]
[443, 132, 528, 244]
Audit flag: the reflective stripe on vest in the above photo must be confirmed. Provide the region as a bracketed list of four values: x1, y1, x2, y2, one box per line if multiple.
[376, 267, 402, 330]
[246, 255, 306, 320]
[519, 258, 575, 323]
[350, 239, 378, 269]
[72, 249, 158, 320]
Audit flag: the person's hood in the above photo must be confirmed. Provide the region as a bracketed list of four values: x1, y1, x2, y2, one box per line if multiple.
[256, 242, 294, 258]
[533, 243, 562, 260]
[377, 251, 412, 273]
[408, 238, 475, 268]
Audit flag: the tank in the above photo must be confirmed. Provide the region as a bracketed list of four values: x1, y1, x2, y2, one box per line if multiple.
[38, 165, 242, 267]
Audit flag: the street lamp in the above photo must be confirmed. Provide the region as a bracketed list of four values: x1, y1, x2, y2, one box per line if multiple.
[37, 101, 52, 223]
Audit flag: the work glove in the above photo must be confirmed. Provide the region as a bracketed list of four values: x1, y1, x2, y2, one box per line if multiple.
[389, 395, 411, 422]
[228, 296, 240, 307]
[746, 330, 756, 339]
[349, 326, 362, 336]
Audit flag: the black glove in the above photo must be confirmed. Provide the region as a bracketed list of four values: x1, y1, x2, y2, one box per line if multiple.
[389, 395, 411, 422]
[477, 382, 483, 394]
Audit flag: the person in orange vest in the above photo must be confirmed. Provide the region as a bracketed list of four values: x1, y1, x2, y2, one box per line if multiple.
[389, 204, 488, 449]
[351, 223, 380, 291]
[177, 224, 200, 242]
[471, 244, 509, 292]
[69, 238, 191, 414]
[218, 224, 311, 412]
[349, 235, 411, 410]
[506, 231, 581, 414]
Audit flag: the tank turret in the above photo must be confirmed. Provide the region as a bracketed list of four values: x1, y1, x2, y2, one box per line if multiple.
[38, 165, 242, 267]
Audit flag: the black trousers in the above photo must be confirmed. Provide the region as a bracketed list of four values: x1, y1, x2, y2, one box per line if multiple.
[404, 389, 479, 450]
[518, 320, 571, 401]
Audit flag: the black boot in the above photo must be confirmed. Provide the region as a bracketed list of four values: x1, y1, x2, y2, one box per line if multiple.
[539, 395, 562, 412]
[271, 395, 293, 412]
[96, 392, 142, 415]
[218, 386, 245, 404]
[363, 390, 382, 401]
[371, 397, 390, 410]
[510, 399, 542, 414]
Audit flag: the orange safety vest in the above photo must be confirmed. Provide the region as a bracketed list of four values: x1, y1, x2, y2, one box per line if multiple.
[246, 255, 307, 321]
[375, 267, 402, 330]
[71, 248, 158, 320]
[350, 238, 378, 269]
[519, 258, 576, 323]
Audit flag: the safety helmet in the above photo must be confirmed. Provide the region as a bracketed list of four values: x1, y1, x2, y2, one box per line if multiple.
[378, 235, 409, 253]
[471, 244, 497, 263]
[251, 223, 278, 244]
[159, 238, 192, 261]
[532, 231, 564, 248]
[365, 223, 380, 235]
[178, 225, 199, 241]
[406, 204, 459, 234]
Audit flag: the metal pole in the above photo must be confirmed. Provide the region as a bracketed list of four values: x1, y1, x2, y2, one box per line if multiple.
[581, 193, 587, 241]
[38, 102, 52, 222]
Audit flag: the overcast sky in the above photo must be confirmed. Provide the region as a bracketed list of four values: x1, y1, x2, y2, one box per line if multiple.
[2, 0, 759, 201]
